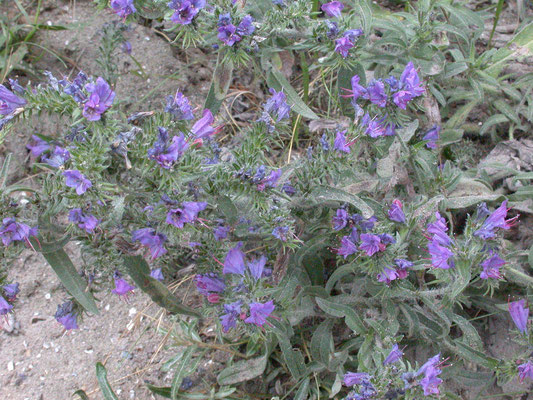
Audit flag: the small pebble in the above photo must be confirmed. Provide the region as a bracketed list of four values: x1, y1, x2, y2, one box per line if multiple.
[8, 361, 14, 371]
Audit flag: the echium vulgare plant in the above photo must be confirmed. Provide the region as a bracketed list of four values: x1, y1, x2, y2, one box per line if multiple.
[1, 0, 533, 398]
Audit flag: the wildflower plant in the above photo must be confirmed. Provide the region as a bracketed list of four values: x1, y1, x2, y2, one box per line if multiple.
[1, 0, 533, 398]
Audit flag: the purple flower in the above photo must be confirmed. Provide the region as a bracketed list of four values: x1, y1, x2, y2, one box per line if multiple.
[427, 212, 451, 247]
[3, 283, 20, 302]
[148, 128, 189, 168]
[392, 90, 414, 110]
[191, 109, 215, 139]
[248, 255, 267, 280]
[423, 125, 440, 149]
[518, 361, 533, 383]
[378, 233, 395, 245]
[82, 77, 115, 121]
[325, 20, 339, 39]
[383, 344, 403, 365]
[121, 41, 132, 54]
[68, 208, 99, 233]
[474, 201, 517, 240]
[0, 84, 26, 115]
[8, 79, 24, 94]
[359, 233, 382, 256]
[168, 0, 205, 25]
[333, 130, 351, 153]
[0, 218, 38, 246]
[0, 295, 13, 315]
[63, 170, 92, 195]
[349, 75, 367, 105]
[26, 135, 50, 157]
[343, 372, 371, 386]
[334, 36, 353, 58]
[361, 113, 395, 138]
[257, 169, 282, 191]
[480, 254, 505, 279]
[214, 225, 230, 241]
[332, 208, 348, 231]
[419, 367, 442, 396]
[236, 15, 255, 36]
[132, 228, 168, 259]
[377, 266, 399, 285]
[398, 62, 424, 98]
[244, 300, 275, 327]
[366, 80, 387, 107]
[509, 300, 529, 335]
[112, 277, 135, 296]
[54, 301, 78, 330]
[110, 0, 136, 18]
[394, 259, 412, 279]
[336, 235, 357, 259]
[220, 300, 241, 332]
[150, 268, 164, 281]
[321, 1, 344, 17]
[196, 273, 226, 296]
[166, 201, 207, 228]
[417, 354, 441, 376]
[272, 226, 289, 241]
[428, 241, 454, 269]
[262, 88, 291, 122]
[223, 242, 246, 275]
[63, 71, 88, 103]
[165, 90, 194, 120]
[388, 199, 406, 223]
[43, 146, 71, 167]
[218, 24, 241, 46]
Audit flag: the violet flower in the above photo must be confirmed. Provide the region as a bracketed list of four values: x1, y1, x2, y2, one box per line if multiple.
[321, 1, 344, 18]
[166, 201, 207, 228]
[68, 208, 99, 233]
[191, 109, 215, 139]
[257, 169, 282, 191]
[132, 228, 168, 259]
[359, 233, 382, 256]
[168, 0, 205, 25]
[336, 235, 358, 259]
[332, 208, 348, 231]
[343, 372, 371, 386]
[377, 266, 399, 285]
[218, 24, 240, 46]
[333, 130, 351, 153]
[165, 90, 194, 120]
[423, 125, 440, 149]
[3, 283, 20, 302]
[334, 36, 353, 58]
[349, 74, 367, 105]
[509, 299, 529, 335]
[392, 62, 424, 109]
[223, 242, 246, 275]
[0, 295, 13, 315]
[419, 367, 443, 396]
[262, 88, 291, 122]
[394, 259, 412, 279]
[63, 170, 92, 195]
[54, 301, 78, 330]
[480, 254, 505, 279]
[388, 199, 405, 223]
[236, 15, 255, 36]
[112, 277, 135, 297]
[150, 268, 164, 282]
[214, 225, 230, 241]
[366, 80, 387, 107]
[518, 361, 533, 383]
[83, 77, 115, 121]
[0, 84, 26, 115]
[248, 255, 267, 280]
[63, 71, 88, 103]
[220, 300, 241, 332]
[383, 344, 403, 365]
[272, 226, 289, 241]
[474, 200, 517, 240]
[428, 241, 454, 269]
[148, 128, 189, 168]
[43, 146, 71, 167]
[0, 218, 38, 246]
[244, 300, 275, 327]
[196, 273, 226, 296]
[26, 135, 50, 158]
[110, 0, 136, 18]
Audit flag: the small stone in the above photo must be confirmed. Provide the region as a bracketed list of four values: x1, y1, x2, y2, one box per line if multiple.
[105, 304, 110, 311]
[8, 361, 14, 371]
[128, 307, 137, 317]
[44, 293, 51, 300]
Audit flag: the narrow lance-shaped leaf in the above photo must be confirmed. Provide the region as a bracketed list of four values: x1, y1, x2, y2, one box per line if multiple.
[204, 52, 234, 115]
[95, 362, 119, 400]
[123, 255, 201, 318]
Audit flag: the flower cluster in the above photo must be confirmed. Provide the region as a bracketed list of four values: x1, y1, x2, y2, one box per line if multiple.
[165, 90, 194, 120]
[0, 218, 38, 247]
[217, 13, 255, 46]
[132, 228, 168, 259]
[509, 299, 529, 335]
[258, 89, 291, 132]
[474, 200, 517, 240]
[69, 208, 100, 234]
[426, 212, 454, 270]
[148, 127, 189, 169]
[110, 0, 136, 19]
[235, 165, 282, 191]
[0, 83, 26, 129]
[26, 135, 71, 167]
[54, 301, 79, 330]
[168, 0, 205, 25]
[334, 29, 363, 58]
[0, 283, 19, 316]
[195, 243, 275, 332]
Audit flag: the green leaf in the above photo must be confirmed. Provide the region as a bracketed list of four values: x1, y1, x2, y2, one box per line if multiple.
[310, 319, 333, 366]
[480, 114, 509, 135]
[308, 186, 374, 218]
[123, 256, 200, 317]
[315, 297, 366, 334]
[294, 378, 310, 400]
[397, 120, 419, 144]
[295, 235, 327, 285]
[146, 384, 172, 398]
[267, 69, 319, 120]
[217, 347, 268, 385]
[439, 129, 464, 146]
[444, 194, 502, 210]
[528, 245, 533, 268]
[0, 152, 12, 190]
[493, 99, 521, 125]
[217, 195, 238, 225]
[446, 101, 479, 128]
[33, 242, 99, 315]
[204, 52, 234, 115]
[453, 341, 499, 369]
[171, 347, 196, 400]
[95, 363, 119, 400]
[487, 22, 533, 76]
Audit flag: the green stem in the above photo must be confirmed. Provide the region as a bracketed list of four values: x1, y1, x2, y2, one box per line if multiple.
[506, 266, 533, 287]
